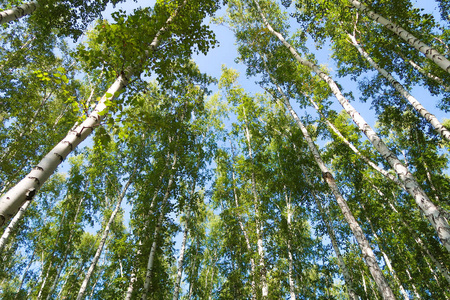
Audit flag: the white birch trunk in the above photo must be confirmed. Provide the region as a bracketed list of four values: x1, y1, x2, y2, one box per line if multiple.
[405, 269, 421, 299]
[243, 115, 268, 299]
[312, 192, 359, 300]
[254, 1, 450, 252]
[232, 168, 257, 300]
[76, 172, 135, 300]
[363, 209, 409, 300]
[398, 53, 450, 92]
[141, 170, 176, 300]
[172, 220, 189, 300]
[0, 0, 184, 227]
[387, 203, 450, 285]
[347, 0, 450, 74]
[348, 34, 450, 141]
[308, 97, 405, 189]
[0, 1, 39, 24]
[0, 72, 129, 226]
[285, 193, 296, 300]
[0, 199, 30, 252]
[270, 77, 395, 298]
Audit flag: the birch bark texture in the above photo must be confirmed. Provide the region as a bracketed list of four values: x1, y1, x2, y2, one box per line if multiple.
[347, 33, 450, 141]
[277, 86, 395, 300]
[347, 0, 450, 74]
[0, 0, 184, 226]
[0, 1, 39, 24]
[76, 172, 135, 300]
[252, 0, 450, 253]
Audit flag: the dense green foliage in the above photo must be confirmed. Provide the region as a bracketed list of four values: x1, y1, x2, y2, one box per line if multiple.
[1, 0, 450, 299]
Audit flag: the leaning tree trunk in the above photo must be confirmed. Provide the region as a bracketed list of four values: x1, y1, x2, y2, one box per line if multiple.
[76, 171, 135, 300]
[253, 0, 450, 253]
[347, 0, 450, 74]
[308, 97, 405, 189]
[269, 77, 395, 299]
[311, 191, 359, 300]
[0, 1, 39, 24]
[348, 33, 450, 141]
[0, 0, 185, 227]
[0, 199, 30, 252]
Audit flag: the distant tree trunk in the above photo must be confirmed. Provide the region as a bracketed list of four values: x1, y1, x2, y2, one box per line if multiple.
[348, 33, 450, 141]
[361, 204, 409, 300]
[312, 192, 359, 300]
[254, 0, 450, 252]
[76, 170, 135, 300]
[347, 0, 450, 74]
[397, 51, 450, 92]
[243, 113, 268, 299]
[230, 144, 257, 300]
[0, 1, 39, 24]
[0, 199, 30, 252]
[15, 248, 35, 298]
[141, 165, 177, 300]
[284, 188, 297, 300]
[173, 217, 189, 300]
[270, 77, 395, 299]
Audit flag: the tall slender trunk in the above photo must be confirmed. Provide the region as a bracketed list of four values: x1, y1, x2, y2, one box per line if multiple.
[253, 1, 450, 252]
[397, 51, 450, 92]
[243, 112, 268, 299]
[230, 142, 257, 300]
[141, 167, 177, 300]
[312, 192, 359, 300]
[76, 170, 135, 300]
[268, 77, 395, 299]
[173, 218, 189, 300]
[347, 0, 450, 74]
[284, 188, 297, 300]
[0, 199, 30, 252]
[348, 33, 450, 141]
[405, 268, 421, 299]
[361, 204, 409, 300]
[0, 0, 185, 226]
[308, 97, 405, 189]
[386, 202, 450, 285]
[15, 248, 35, 298]
[0, 1, 39, 24]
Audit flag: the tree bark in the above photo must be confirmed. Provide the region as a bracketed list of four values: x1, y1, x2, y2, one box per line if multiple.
[348, 33, 450, 141]
[243, 111, 269, 299]
[312, 192, 359, 300]
[0, 199, 30, 252]
[347, 0, 450, 74]
[254, 1, 450, 252]
[0, 1, 39, 24]
[141, 166, 177, 300]
[172, 218, 189, 300]
[0, 0, 185, 226]
[76, 170, 135, 300]
[308, 97, 405, 189]
[267, 74, 395, 299]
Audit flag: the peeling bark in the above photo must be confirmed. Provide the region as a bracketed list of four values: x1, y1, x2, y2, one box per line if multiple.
[0, 1, 39, 24]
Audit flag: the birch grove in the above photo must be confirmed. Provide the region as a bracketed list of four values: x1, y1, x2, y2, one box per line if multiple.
[1, 0, 450, 299]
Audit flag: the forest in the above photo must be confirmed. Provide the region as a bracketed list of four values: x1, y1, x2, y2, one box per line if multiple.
[0, 0, 450, 299]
